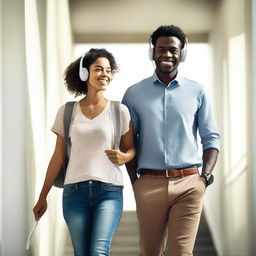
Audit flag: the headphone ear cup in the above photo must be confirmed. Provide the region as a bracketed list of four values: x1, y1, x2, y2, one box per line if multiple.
[180, 38, 188, 62]
[148, 48, 153, 61]
[79, 67, 89, 81]
[79, 54, 89, 81]
[180, 48, 187, 62]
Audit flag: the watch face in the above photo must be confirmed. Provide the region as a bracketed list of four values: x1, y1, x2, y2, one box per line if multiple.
[202, 173, 214, 186]
[207, 174, 214, 185]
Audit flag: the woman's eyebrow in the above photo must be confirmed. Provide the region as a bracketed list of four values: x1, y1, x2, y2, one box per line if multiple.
[93, 65, 111, 69]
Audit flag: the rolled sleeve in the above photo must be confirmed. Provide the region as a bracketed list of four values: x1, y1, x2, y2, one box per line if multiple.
[197, 91, 220, 152]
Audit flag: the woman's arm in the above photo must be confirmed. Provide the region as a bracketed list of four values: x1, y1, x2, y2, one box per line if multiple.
[33, 134, 65, 220]
[105, 121, 136, 166]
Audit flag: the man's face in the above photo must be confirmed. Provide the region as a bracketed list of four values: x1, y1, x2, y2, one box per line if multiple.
[153, 36, 182, 75]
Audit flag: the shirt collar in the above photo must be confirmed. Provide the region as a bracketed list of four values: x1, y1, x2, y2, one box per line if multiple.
[152, 71, 183, 88]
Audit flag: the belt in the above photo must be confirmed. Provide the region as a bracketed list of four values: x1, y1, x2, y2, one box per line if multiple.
[140, 168, 198, 178]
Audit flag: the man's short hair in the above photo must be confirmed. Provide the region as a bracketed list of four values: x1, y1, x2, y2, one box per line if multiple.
[150, 25, 187, 49]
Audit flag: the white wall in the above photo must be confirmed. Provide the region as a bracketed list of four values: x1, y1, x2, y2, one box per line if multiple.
[1, 0, 28, 255]
[0, 0, 2, 252]
[208, 0, 252, 255]
[251, 0, 256, 254]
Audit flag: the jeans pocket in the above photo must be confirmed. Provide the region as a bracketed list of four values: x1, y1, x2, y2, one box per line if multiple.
[102, 184, 123, 192]
[63, 184, 77, 197]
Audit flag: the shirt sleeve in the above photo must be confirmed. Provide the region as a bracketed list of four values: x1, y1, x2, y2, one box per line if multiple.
[197, 90, 220, 151]
[51, 104, 65, 137]
[120, 104, 131, 135]
[122, 89, 139, 136]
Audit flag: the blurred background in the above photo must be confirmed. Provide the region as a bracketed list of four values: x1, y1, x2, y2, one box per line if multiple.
[1, 0, 256, 255]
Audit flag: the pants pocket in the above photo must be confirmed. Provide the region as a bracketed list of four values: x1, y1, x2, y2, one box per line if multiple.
[63, 184, 77, 197]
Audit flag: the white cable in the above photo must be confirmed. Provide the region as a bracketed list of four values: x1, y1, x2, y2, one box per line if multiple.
[26, 221, 39, 250]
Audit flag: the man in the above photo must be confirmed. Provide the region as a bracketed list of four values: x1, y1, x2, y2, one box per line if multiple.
[122, 25, 220, 256]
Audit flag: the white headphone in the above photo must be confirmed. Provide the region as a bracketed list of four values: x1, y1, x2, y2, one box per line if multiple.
[148, 37, 188, 62]
[79, 55, 89, 81]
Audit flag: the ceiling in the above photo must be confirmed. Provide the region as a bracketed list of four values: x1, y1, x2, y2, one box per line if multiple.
[69, 0, 219, 43]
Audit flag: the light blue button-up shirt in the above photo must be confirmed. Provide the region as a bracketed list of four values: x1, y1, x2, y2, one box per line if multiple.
[122, 72, 220, 172]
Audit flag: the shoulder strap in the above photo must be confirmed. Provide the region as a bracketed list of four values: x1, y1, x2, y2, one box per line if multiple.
[63, 101, 76, 157]
[110, 101, 121, 149]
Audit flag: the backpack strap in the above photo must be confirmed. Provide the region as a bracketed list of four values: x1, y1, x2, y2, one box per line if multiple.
[110, 101, 122, 149]
[63, 101, 76, 157]
[54, 101, 75, 188]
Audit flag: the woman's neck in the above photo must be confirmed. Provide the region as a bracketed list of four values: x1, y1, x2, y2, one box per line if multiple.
[81, 91, 106, 106]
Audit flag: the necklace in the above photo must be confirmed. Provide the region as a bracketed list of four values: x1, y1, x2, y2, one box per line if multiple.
[80, 98, 107, 117]
[89, 105, 94, 114]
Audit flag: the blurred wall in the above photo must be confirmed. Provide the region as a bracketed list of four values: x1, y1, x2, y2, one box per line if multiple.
[208, 0, 252, 255]
[0, 0, 27, 255]
[252, 1, 256, 254]
[0, 0, 2, 252]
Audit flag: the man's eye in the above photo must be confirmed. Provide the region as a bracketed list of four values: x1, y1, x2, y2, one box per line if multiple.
[158, 48, 165, 53]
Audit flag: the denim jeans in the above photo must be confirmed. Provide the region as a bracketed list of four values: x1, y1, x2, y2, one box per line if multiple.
[62, 180, 123, 256]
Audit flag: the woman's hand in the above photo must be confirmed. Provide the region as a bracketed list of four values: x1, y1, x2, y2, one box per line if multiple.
[105, 149, 130, 166]
[33, 198, 48, 221]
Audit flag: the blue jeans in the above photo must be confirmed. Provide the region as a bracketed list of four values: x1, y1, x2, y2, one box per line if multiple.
[62, 180, 123, 256]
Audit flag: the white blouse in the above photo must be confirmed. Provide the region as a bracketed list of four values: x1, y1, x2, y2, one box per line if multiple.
[51, 101, 131, 186]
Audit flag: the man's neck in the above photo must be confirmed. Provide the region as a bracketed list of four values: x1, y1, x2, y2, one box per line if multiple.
[156, 70, 178, 85]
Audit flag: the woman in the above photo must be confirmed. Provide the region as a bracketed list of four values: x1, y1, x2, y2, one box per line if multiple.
[33, 48, 136, 256]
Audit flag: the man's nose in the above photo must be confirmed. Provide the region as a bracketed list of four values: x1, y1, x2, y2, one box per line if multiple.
[165, 50, 172, 57]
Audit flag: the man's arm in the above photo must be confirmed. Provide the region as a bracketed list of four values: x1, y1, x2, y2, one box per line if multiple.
[200, 148, 219, 186]
[125, 156, 138, 186]
[202, 148, 219, 174]
[122, 90, 139, 186]
[197, 90, 220, 179]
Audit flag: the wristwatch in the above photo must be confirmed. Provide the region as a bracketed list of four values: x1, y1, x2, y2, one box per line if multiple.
[201, 172, 214, 186]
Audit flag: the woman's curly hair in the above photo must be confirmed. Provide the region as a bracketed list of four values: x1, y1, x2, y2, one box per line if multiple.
[64, 48, 118, 96]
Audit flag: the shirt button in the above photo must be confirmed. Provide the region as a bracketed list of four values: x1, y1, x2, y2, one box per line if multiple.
[89, 180, 92, 184]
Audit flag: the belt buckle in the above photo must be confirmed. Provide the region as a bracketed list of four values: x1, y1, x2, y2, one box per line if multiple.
[165, 170, 170, 178]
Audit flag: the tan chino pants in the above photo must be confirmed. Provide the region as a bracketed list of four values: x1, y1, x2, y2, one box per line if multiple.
[133, 173, 205, 256]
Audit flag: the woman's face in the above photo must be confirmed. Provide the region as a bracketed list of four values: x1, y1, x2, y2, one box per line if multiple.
[87, 57, 112, 92]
